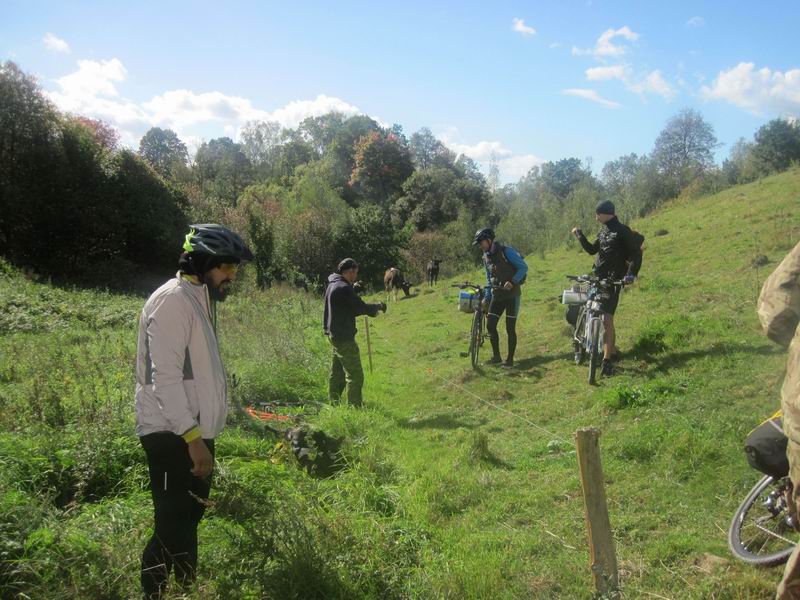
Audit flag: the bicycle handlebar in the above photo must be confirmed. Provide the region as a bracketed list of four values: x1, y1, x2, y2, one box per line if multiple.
[451, 281, 503, 291]
[566, 274, 625, 287]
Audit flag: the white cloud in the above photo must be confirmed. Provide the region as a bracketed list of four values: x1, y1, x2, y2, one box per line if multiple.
[686, 16, 705, 28]
[439, 132, 543, 183]
[43, 33, 70, 53]
[549, 42, 563, 49]
[511, 18, 536, 36]
[46, 57, 365, 152]
[585, 65, 627, 81]
[701, 62, 800, 116]
[561, 88, 622, 109]
[628, 70, 675, 99]
[54, 58, 127, 98]
[584, 65, 675, 99]
[573, 26, 639, 59]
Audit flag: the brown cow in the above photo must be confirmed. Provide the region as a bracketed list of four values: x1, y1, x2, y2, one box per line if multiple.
[384, 268, 412, 302]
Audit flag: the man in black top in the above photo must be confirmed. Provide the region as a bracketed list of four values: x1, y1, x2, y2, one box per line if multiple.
[571, 200, 641, 376]
[323, 258, 386, 407]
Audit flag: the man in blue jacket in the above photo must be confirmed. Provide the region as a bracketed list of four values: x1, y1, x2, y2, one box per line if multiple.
[473, 228, 529, 368]
[323, 258, 386, 407]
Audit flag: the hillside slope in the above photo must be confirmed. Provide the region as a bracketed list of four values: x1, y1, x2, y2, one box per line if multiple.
[1, 169, 799, 599]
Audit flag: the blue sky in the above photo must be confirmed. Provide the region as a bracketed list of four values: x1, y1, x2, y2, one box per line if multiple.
[3, 1, 800, 182]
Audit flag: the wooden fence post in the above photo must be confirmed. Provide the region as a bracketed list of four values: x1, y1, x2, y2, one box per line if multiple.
[575, 427, 619, 595]
[364, 316, 373, 373]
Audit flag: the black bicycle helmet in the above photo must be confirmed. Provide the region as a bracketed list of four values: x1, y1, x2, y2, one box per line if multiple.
[183, 224, 254, 262]
[472, 227, 495, 246]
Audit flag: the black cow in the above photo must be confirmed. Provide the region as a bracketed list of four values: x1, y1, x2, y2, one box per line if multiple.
[384, 268, 412, 302]
[426, 259, 442, 286]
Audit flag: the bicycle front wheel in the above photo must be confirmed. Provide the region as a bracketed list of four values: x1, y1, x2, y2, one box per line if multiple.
[573, 307, 587, 365]
[470, 310, 483, 369]
[588, 317, 600, 385]
[729, 475, 796, 566]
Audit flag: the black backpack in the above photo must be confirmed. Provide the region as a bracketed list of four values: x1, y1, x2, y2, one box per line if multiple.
[623, 229, 645, 267]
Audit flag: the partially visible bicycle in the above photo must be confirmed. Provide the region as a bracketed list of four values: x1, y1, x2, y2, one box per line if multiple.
[453, 282, 501, 370]
[563, 274, 624, 385]
[729, 410, 796, 567]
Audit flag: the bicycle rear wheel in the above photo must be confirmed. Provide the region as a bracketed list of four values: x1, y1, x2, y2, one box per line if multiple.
[470, 310, 483, 369]
[729, 475, 796, 566]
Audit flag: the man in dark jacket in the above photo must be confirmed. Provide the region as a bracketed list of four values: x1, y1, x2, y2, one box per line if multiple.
[571, 200, 641, 376]
[323, 258, 386, 407]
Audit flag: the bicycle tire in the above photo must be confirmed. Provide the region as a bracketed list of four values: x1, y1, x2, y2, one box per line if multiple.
[470, 309, 482, 370]
[729, 475, 796, 567]
[573, 307, 586, 365]
[588, 317, 600, 385]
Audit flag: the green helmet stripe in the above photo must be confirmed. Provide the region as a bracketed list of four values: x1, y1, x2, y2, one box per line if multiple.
[183, 228, 197, 253]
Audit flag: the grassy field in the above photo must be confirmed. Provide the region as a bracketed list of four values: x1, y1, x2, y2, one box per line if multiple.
[1, 169, 800, 599]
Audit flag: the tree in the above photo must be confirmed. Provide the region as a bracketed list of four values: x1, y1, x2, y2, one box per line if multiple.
[652, 108, 718, 194]
[298, 113, 346, 156]
[349, 131, 414, 205]
[722, 138, 758, 185]
[334, 204, 405, 285]
[194, 137, 253, 205]
[539, 158, 587, 199]
[487, 151, 501, 192]
[0, 64, 187, 283]
[240, 119, 281, 176]
[322, 114, 382, 203]
[751, 118, 800, 174]
[138, 127, 188, 177]
[73, 117, 120, 150]
[392, 166, 489, 231]
[275, 133, 315, 179]
[455, 154, 486, 184]
[0, 61, 58, 181]
[409, 128, 456, 170]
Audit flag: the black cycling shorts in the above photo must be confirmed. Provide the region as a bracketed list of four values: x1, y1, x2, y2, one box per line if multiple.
[487, 295, 521, 319]
[600, 285, 622, 315]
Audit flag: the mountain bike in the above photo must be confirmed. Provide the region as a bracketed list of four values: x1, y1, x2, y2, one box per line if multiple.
[565, 275, 624, 385]
[729, 411, 796, 566]
[453, 282, 500, 370]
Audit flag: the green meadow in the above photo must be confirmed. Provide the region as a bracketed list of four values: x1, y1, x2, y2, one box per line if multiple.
[1, 169, 799, 599]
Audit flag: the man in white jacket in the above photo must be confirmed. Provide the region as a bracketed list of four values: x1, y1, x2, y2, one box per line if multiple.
[135, 224, 252, 600]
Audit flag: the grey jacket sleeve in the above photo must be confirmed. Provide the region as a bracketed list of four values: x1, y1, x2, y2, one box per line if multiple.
[147, 296, 198, 435]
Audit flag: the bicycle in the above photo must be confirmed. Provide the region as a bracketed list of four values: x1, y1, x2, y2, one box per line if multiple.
[452, 282, 501, 370]
[564, 274, 624, 385]
[728, 411, 796, 567]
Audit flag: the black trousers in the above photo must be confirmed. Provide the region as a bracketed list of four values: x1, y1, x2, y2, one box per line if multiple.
[486, 295, 520, 360]
[140, 432, 214, 600]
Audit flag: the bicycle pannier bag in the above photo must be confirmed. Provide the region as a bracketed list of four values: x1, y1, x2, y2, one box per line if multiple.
[565, 304, 580, 326]
[458, 290, 479, 313]
[745, 411, 789, 479]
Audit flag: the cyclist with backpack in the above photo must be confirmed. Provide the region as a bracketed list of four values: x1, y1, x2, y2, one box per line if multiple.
[473, 228, 528, 368]
[571, 200, 642, 377]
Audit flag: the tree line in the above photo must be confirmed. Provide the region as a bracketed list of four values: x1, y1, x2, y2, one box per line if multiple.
[2, 60, 800, 288]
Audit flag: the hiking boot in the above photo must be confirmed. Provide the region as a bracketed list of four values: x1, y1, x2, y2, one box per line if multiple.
[601, 359, 613, 377]
[484, 355, 502, 366]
